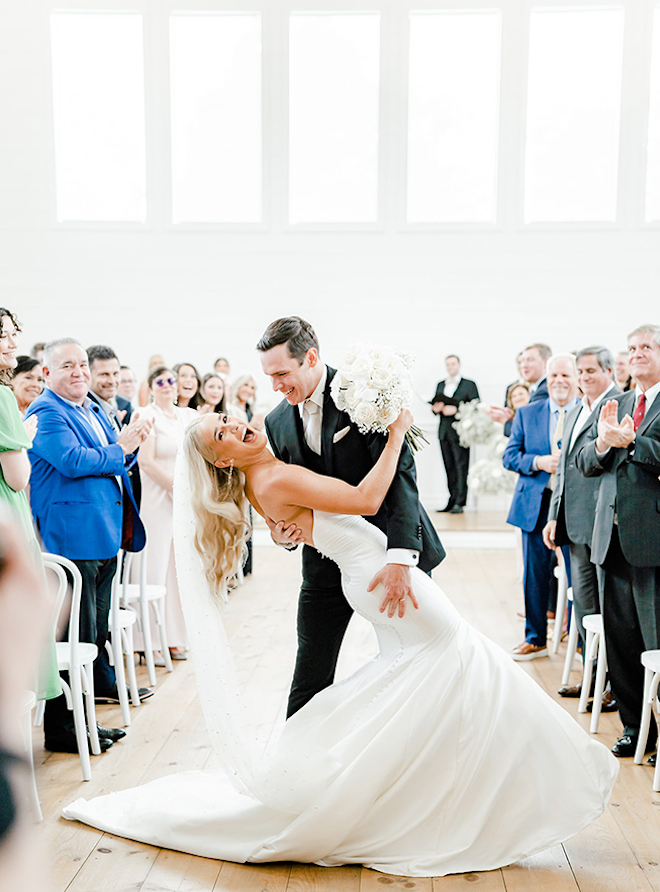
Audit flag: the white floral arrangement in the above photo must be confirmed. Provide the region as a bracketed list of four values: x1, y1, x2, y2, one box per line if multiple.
[468, 456, 517, 495]
[453, 400, 502, 449]
[331, 344, 428, 453]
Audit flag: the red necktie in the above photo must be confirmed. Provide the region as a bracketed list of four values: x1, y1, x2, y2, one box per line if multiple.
[633, 392, 646, 431]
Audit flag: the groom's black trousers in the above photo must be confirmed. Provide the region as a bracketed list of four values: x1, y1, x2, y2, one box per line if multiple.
[287, 550, 352, 718]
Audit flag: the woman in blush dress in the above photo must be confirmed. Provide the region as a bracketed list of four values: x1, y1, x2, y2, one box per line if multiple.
[65, 410, 618, 878]
[174, 362, 202, 410]
[10, 355, 44, 417]
[136, 367, 197, 660]
[197, 373, 226, 415]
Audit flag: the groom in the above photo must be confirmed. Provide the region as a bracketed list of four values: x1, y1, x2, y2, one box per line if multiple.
[258, 316, 445, 717]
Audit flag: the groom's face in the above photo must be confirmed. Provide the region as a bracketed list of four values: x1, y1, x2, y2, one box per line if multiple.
[260, 343, 321, 406]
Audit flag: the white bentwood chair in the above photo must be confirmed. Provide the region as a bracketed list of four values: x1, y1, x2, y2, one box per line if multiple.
[42, 554, 101, 782]
[120, 549, 172, 686]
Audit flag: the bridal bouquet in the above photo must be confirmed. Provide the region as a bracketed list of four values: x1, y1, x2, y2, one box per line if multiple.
[330, 344, 428, 453]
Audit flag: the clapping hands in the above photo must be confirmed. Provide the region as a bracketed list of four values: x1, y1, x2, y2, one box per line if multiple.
[596, 399, 635, 451]
[117, 411, 154, 455]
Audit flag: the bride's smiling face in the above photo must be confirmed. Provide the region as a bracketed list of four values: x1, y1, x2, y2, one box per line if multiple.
[198, 413, 267, 468]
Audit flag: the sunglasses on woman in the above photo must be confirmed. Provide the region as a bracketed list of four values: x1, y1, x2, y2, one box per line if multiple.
[155, 377, 176, 387]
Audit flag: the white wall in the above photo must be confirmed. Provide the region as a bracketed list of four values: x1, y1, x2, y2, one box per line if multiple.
[2, 0, 659, 508]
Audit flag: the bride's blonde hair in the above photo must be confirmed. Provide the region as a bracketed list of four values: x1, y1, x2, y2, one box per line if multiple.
[184, 417, 250, 599]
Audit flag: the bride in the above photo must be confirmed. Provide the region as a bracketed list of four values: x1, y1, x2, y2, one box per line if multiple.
[64, 411, 618, 878]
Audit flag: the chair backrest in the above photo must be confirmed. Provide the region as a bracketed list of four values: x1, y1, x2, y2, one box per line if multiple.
[41, 553, 84, 667]
[118, 547, 147, 607]
[109, 550, 124, 626]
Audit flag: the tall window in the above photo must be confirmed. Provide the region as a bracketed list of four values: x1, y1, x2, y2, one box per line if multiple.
[50, 11, 147, 222]
[646, 7, 660, 222]
[524, 8, 624, 223]
[170, 13, 262, 223]
[407, 10, 501, 224]
[288, 13, 380, 224]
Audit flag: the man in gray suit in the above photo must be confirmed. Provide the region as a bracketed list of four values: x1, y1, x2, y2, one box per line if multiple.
[543, 346, 618, 702]
[577, 324, 660, 760]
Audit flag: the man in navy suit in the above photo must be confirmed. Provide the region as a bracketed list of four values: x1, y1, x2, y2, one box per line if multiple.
[503, 354, 579, 660]
[485, 343, 551, 435]
[26, 338, 153, 753]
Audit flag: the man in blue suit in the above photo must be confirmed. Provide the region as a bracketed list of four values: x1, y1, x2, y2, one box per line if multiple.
[503, 355, 579, 660]
[27, 338, 153, 753]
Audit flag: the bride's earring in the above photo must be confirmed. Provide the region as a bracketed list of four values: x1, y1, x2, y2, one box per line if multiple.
[227, 459, 234, 481]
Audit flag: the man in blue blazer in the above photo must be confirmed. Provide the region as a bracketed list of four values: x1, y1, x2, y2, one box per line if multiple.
[26, 338, 152, 753]
[503, 355, 579, 660]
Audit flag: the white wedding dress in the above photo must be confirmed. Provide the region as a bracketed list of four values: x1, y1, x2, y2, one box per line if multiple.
[64, 512, 618, 877]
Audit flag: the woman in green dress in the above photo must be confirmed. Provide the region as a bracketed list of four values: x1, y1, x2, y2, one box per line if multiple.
[0, 307, 60, 702]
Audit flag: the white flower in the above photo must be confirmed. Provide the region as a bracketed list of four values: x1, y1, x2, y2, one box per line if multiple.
[353, 402, 378, 428]
[354, 383, 379, 403]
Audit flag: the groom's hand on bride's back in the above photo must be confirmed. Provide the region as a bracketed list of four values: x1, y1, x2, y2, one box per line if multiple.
[368, 564, 419, 619]
[267, 518, 305, 550]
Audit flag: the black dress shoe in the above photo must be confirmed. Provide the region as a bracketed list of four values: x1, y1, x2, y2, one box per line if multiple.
[611, 734, 656, 758]
[95, 685, 153, 704]
[449, 505, 464, 514]
[97, 724, 127, 742]
[45, 730, 113, 754]
[587, 691, 618, 712]
[558, 683, 582, 698]
[649, 753, 657, 766]
[437, 503, 455, 513]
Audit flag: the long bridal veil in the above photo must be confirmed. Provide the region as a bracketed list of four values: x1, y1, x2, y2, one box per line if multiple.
[172, 448, 262, 799]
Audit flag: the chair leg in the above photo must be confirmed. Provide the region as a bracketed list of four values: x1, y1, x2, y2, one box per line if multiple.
[112, 632, 131, 727]
[552, 570, 568, 655]
[70, 669, 92, 782]
[82, 664, 101, 757]
[561, 599, 579, 686]
[33, 699, 45, 728]
[152, 600, 173, 673]
[140, 599, 157, 687]
[20, 698, 42, 822]
[590, 638, 608, 734]
[123, 626, 141, 708]
[578, 629, 597, 714]
[635, 668, 660, 763]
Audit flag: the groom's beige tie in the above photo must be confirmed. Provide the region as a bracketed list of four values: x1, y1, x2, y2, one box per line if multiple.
[303, 399, 322, 455]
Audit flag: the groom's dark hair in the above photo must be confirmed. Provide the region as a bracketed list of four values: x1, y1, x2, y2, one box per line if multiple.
[256, 316, 320, 364]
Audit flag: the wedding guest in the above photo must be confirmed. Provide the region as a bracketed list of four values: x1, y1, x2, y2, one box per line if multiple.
[228, 374, 265, 430]
[137, 367, 197, 660]
[0, 310, 61, 742]
[213, 357, 231, 402]
[87, 345, 134, 431]
[174, 362, 202, 410]
[214, 357, 230, 377]
[27, 338, 153, 753]
[485, 344, 551, 435]
[503, 354, 579, 661]
[30, 342, 45, 364]
[197, 373, 226, 415]
[118, 365, 138, 407]
[138, 354, 166, 407]
[506, 381, 530, 414]
[614, 351, 633, 392]
[576, 324, 660, 760]
[11, 355, 44, 416]
[543, 347, 619, 706]
[430, 355, 479, 514]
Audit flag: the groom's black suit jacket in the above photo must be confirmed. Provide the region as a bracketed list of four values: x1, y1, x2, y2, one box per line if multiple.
[265, 366, 445, 582]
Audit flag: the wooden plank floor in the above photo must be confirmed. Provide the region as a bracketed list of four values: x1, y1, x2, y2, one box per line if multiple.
[33, 512, 660, 892]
